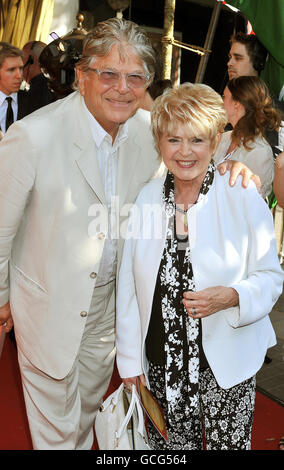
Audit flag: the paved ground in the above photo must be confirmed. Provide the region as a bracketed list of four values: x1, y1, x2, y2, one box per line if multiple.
[256, 206, 284, 405]
[257, 297, 284, 405]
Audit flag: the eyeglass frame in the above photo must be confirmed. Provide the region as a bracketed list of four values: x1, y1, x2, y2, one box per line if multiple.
[86, 67, 152, 88]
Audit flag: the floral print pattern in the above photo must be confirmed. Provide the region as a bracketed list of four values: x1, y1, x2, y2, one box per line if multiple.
[200, 368, 256, 450]
[148, 363, 256, 450]
[158, 163, 215, 425]
[148, 162, 256, 450]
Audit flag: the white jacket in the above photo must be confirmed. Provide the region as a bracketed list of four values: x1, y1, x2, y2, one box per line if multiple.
[116, 171, 283, 389]
[213, 131, 274, 199]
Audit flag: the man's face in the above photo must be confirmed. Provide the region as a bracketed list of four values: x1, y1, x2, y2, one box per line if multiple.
[0, 56, 24, 95]
[77, 44, 149, 139]
[227, 42, 257, 79]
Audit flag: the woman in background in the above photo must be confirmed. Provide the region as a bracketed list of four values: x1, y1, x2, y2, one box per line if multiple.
[214, 75, 281, 198]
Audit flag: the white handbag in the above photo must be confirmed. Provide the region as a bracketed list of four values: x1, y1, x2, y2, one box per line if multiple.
[95, 382, 150, 450]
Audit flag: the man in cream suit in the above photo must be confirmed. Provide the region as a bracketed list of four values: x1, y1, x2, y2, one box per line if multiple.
[0, 19, 161, 450]
[0, 19, 257, 450]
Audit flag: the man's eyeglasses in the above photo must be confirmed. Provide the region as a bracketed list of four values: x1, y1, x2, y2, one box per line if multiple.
[87, 68, 150, 88]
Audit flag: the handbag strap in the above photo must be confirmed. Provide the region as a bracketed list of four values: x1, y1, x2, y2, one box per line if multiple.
[100, 382, 124, 411]
[116, 384, 145, 440]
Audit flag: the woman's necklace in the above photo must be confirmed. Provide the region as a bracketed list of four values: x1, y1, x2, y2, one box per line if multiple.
[175, 205, 189, 227]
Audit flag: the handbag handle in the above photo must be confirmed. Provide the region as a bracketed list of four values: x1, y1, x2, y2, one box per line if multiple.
[115, 384, 145, 442]
[99, 382, 124, 412]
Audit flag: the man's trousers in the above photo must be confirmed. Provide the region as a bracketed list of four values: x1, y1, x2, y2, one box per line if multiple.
[17, 280, 116, 450]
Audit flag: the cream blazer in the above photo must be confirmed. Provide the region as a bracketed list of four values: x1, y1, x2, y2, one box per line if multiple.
[116, 172, 283, 390]
[0, 91, 161, 379]
[213, 131, 274, 199]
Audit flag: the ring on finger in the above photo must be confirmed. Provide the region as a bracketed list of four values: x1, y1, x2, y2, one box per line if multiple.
[192, 307, 197, 315]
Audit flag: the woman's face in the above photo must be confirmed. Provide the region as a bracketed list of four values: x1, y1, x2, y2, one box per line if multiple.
[159, 124, 218, 187]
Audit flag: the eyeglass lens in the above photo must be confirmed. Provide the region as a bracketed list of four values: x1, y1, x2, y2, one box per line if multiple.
[98, 70, 148, 88]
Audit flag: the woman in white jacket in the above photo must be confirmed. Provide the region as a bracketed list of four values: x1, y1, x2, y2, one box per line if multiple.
[116, 83, 283, 450]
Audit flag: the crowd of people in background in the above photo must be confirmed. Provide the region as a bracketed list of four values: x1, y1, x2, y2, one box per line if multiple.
[0, 40, 55, 139]
[0, 17, 283, 451]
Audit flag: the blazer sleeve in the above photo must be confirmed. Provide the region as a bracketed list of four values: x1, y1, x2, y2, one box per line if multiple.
[233, 143, 274, 199]
[246, 145, 274, 199]
[0, 121, 36, 306]
[226, 182, 283, 328]
[116, 207, 144, 379]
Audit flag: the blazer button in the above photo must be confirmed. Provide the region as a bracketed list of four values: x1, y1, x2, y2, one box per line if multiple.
[90, 272, 97, 279]
[97, 232, 105, 240]
[80, 311, 88, 318]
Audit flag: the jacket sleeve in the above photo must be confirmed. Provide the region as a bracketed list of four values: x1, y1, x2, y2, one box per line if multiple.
[0, 121, 36, 306]
[116, 207, 144, 379]
[235, 143, 274, 199]
[227, 183, 283, 328]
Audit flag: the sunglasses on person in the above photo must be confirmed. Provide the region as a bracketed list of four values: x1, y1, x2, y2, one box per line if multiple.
[87, 68, 151, 88]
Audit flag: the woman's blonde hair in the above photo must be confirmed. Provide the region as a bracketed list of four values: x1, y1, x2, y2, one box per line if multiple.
[151, 82, 227, 150]
[227, 76, 281, 149]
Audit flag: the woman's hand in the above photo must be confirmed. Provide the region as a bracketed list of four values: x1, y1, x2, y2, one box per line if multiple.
[123, 374, 147, 391]
[0, 302, 13, 332]
[218, 160, 261, 193]
[183, 286, 239, 319]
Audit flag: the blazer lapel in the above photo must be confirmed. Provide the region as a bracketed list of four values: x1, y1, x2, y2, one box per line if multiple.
[17, 90, 29, 119]
[117, 135, 140, 208]
[75, 141, 106, 205]
[73, 94, 106, 205]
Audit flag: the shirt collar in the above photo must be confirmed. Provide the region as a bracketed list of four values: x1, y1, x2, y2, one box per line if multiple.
[0, 91, 18, 106]
[82, 100, 128, 150]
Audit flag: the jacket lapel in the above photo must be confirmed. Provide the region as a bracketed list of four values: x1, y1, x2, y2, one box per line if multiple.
[73, 94, 106, 205]
[117, 135, 140, 208]
[75, 141, 107, 205]
[17, 90, 29, 119]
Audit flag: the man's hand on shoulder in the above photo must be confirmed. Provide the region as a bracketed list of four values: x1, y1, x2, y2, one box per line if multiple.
[218, 160, 261, 193]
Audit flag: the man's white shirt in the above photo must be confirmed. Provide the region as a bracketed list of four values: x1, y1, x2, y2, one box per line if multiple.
[0, 91, 18, 133]
[83, 100, 128, 286]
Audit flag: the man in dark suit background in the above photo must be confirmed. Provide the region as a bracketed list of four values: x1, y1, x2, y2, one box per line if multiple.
[22, 41, 55, 114]
[0, 42, 28, 137]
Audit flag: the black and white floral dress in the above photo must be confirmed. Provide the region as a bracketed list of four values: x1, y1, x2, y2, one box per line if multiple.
[145, 164, 256, 450]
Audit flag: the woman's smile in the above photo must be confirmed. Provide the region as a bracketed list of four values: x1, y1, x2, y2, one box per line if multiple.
[176, 160, 196, 168]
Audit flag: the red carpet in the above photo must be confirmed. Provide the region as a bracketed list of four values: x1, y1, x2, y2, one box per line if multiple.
[0, 337, 283, 451]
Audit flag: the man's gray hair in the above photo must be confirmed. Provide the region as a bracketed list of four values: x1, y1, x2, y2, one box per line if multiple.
[75, 18, 156, 86]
